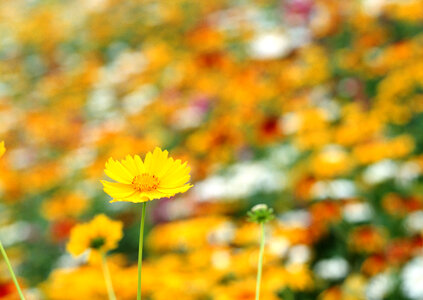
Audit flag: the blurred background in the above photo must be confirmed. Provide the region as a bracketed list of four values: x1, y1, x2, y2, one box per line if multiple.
[1, 0, 423, 299]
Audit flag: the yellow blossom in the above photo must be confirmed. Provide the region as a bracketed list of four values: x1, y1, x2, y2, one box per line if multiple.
[42, 192, 87, 221]
[101, 147, 192, 203]
[67, 214, 123, 257]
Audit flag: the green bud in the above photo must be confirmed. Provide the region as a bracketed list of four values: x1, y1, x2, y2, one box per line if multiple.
[247, 204, 275, 224]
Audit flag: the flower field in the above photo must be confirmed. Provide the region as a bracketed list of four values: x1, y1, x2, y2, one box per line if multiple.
[1, 0, 423, 299]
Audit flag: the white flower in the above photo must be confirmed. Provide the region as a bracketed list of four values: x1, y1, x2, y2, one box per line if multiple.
[287, 245, 311, 264]
[405, 211, 423, 234]
[268, 237, 290, 257]
[363, 160, 398, 185]
[86, 88, 116, 115]
[269, 144, 300, 167]
[311, 179, 356, 199]
[366, 272, 394, 300]
[208, 222, 235, 245]
[122, 85, 157, 115]
[278, 210, 310, 228]
[396, 161, 421, 186]
[0, 221, 31, 247]
[402, 257, 423, 299]
[343, 202, 373, 223]
[361, 0, 386, 16]
[194, 161, 284, 201]
[314, 257, 349, 280]
[249, 31, 292, 60]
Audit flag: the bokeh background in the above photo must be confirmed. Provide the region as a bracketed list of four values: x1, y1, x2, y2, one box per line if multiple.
[1, 0, 423, 299]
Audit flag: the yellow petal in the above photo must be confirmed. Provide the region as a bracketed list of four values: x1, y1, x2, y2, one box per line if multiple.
[159, 175, 191, 189]
[160, 161, 190, 187]
[151, 148, 169, 176]
[156, 157, 174, 178]
[143, 151, 153, 173]
[101, 180, 136, 198]
[105, 158, 133, 184]
[110, 194, 149, 203]
[134, 155, 145, 173]
[121, 155, 139, 176]
[158, 184, 192, 195]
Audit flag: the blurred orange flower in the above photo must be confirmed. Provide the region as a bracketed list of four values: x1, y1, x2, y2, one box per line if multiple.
[349, 226, 386, 254]
[42, 192, 87, 221]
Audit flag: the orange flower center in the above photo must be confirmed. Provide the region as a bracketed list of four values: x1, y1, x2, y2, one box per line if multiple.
[132, 173, 159, 192]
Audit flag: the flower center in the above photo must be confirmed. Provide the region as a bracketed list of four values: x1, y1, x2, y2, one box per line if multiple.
[90, 237, 105, 249]
[132, 173, 159, 192]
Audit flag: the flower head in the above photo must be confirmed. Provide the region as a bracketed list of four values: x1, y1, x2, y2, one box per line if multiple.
[0, 141, 5, 158]
[247, 203, 275, 223]
[67, 214, 123, 257]
[101, 147, 193, 203]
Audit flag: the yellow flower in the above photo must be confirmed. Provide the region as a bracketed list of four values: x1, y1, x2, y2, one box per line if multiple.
[42, 192, 87, 221]
[101, 147, 193, 203]
[0, 141, 5, 158]
[67, 214, 123, 257]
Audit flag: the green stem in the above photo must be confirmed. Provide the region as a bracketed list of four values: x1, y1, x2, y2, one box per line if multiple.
[286, 289, 295, 300]
[137, 202, 147, 300]
[255, 223, 265, 300]
[101, 252, 117, 300]
[0, 240, 25, 300]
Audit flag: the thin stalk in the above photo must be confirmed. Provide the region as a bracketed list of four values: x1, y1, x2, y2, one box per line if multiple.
[255, 223, 265, 300]
[101, 252, 117, 300]
[137, 202, 147, 300]
[0, 240, 25, 300]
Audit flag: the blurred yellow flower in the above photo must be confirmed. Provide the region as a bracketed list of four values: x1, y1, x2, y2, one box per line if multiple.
[101, 147, 192, 203]
[43, 260, 137, 300]
[311, 147, 353, 178]
[42, 192, 87, 221]
[0, 141, 5, 158]
[67, 214, 123, 257]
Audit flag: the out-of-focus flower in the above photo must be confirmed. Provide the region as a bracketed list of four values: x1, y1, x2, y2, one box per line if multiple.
[101, 147, 192, 203]
[402, 257, 423, 299]
[383, 194, 421, 218]
[195, 161, 284, 201]
[366, 272, 395, 300]
[349, 226, 386, 254]
[43, 260, 137, 300]
[319, 286, 343, 300]
[361, 255, 387, 276]
[42, 192, 87, 221]
[0, 141, 5, 158]
[343, 274, 367, 300]
[353, 135, 414, 165]
[311, 146, 353, 178]
[286, 264, 314, 291]
[343, 202, 373, 223]
[0, 279, 15, 300]
[315, 257, 349, 280]
[147, 216, 230, 252]
[66, 214, 123, 258]
[249, 31, 292, 60]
